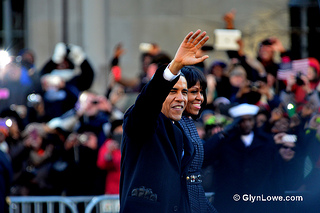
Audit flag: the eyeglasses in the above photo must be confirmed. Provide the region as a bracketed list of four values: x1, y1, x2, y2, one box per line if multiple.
[280, 145, 296, 151]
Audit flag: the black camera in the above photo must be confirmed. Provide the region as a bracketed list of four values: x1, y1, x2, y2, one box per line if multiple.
[77, 133, 89, 144]
[260, 38, 274, 46]
[296, 72, 305, 86]
[66, 44, 71, 57]
[91, 100, 100, 105]
[249, 81, 261, 91]
[27, 93, 42, 107]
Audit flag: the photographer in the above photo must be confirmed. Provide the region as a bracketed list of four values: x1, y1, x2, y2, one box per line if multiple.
[222, 9, 288, 95]
[40, 42, 94, 95]
[46, 90, 113, 148]
[230, 67, 280, 110]
[63, 131, 100, 195]
[10, 123, 56, 196]
[280, 57, 320, 114]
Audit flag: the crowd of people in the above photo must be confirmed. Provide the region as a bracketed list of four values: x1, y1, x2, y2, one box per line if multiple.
[0, 9, 320, 213]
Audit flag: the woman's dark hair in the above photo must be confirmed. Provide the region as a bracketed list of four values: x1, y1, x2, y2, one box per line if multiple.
[181, 66, 207, 119]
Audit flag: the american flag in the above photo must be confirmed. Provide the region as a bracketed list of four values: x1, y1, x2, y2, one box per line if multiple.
[277, 58, 309, 80]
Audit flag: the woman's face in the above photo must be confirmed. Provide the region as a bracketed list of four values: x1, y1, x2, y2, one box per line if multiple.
[185, 82, 204, 116]
[229, 75, 246, 88]
[279, 143, 295, 162]
[307, 66, 317, 81]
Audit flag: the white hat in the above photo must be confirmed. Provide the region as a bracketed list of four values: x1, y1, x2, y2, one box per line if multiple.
[214, 97, 231, 107]
[228, 103, 259, 118]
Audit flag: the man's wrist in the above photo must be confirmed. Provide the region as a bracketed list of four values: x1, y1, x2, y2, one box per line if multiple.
[169, 60, 183, 74]
[164, 63, 181, 81]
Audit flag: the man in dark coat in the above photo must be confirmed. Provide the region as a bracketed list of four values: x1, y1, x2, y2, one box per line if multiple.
[120, 30, 209, 213]
[203, 103, 279, 213]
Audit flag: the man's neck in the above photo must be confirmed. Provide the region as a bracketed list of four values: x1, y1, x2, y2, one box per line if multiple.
[241, 131, 254, 147]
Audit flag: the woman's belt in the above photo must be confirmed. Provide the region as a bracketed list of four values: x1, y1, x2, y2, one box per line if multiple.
[186, 174, 202, 183]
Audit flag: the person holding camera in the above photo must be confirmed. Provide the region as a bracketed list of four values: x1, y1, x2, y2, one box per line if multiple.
[40, 42, 94, 95]
[62, 131, 101, 196]
[280, 57, 320, 114]
[9, 123, 56, 196]
[46, 90, 113, 148]
[273, 132, 305, 191]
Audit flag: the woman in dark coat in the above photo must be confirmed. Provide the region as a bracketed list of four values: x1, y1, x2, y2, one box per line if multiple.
[179, 66, 218, 213]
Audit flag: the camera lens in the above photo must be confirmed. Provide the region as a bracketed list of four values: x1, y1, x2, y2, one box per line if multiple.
[77, 134, 88, 144]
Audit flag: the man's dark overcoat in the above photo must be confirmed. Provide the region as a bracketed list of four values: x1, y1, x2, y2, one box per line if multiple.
[120, 66, 194, 213]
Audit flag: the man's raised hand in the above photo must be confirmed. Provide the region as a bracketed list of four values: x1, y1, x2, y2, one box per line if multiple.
[169, 30, 209, 73]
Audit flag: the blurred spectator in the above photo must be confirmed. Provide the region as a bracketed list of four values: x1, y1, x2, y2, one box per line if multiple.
[223, 9, 287, 94]
[273, 132, 305, 191]
[40, 42, 94, 96]
[0, 119, 9, 154]
[10, 123, 56, 195]
[203, 103, 278, 213]
[106, 43, 138, 95]
[47, 90, 112, 148]
[16, 48, 41, 93]
[97, 119, 123, 195]
[25, 93, 51, 123]
[206, 61, 231, 101]
[280, 57, 320, 113]
[227, 63, 261, 104]
[62, 131, 101, 195]
[275, 114, 320, 213]
[0, 148, 12, 213]
[255, 109, 269, 128]
[107, 43, 171, 95]
[257, 38, 286, 79]
[137, 43, 161, 91]
[39, 69, 78, 120]
[0, 61, 31, 114]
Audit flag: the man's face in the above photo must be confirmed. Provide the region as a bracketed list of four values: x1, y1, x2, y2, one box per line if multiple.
[161, 76, 188, 121]
[239, 115, 255, 135]
[258, 45, 274, 62]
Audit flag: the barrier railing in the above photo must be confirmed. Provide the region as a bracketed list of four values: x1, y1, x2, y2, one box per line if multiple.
[9, 193, 212, 213]
[85, 195, 119, 213]
[9, 196, 78, 213]
[9, 191, 316, 213]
